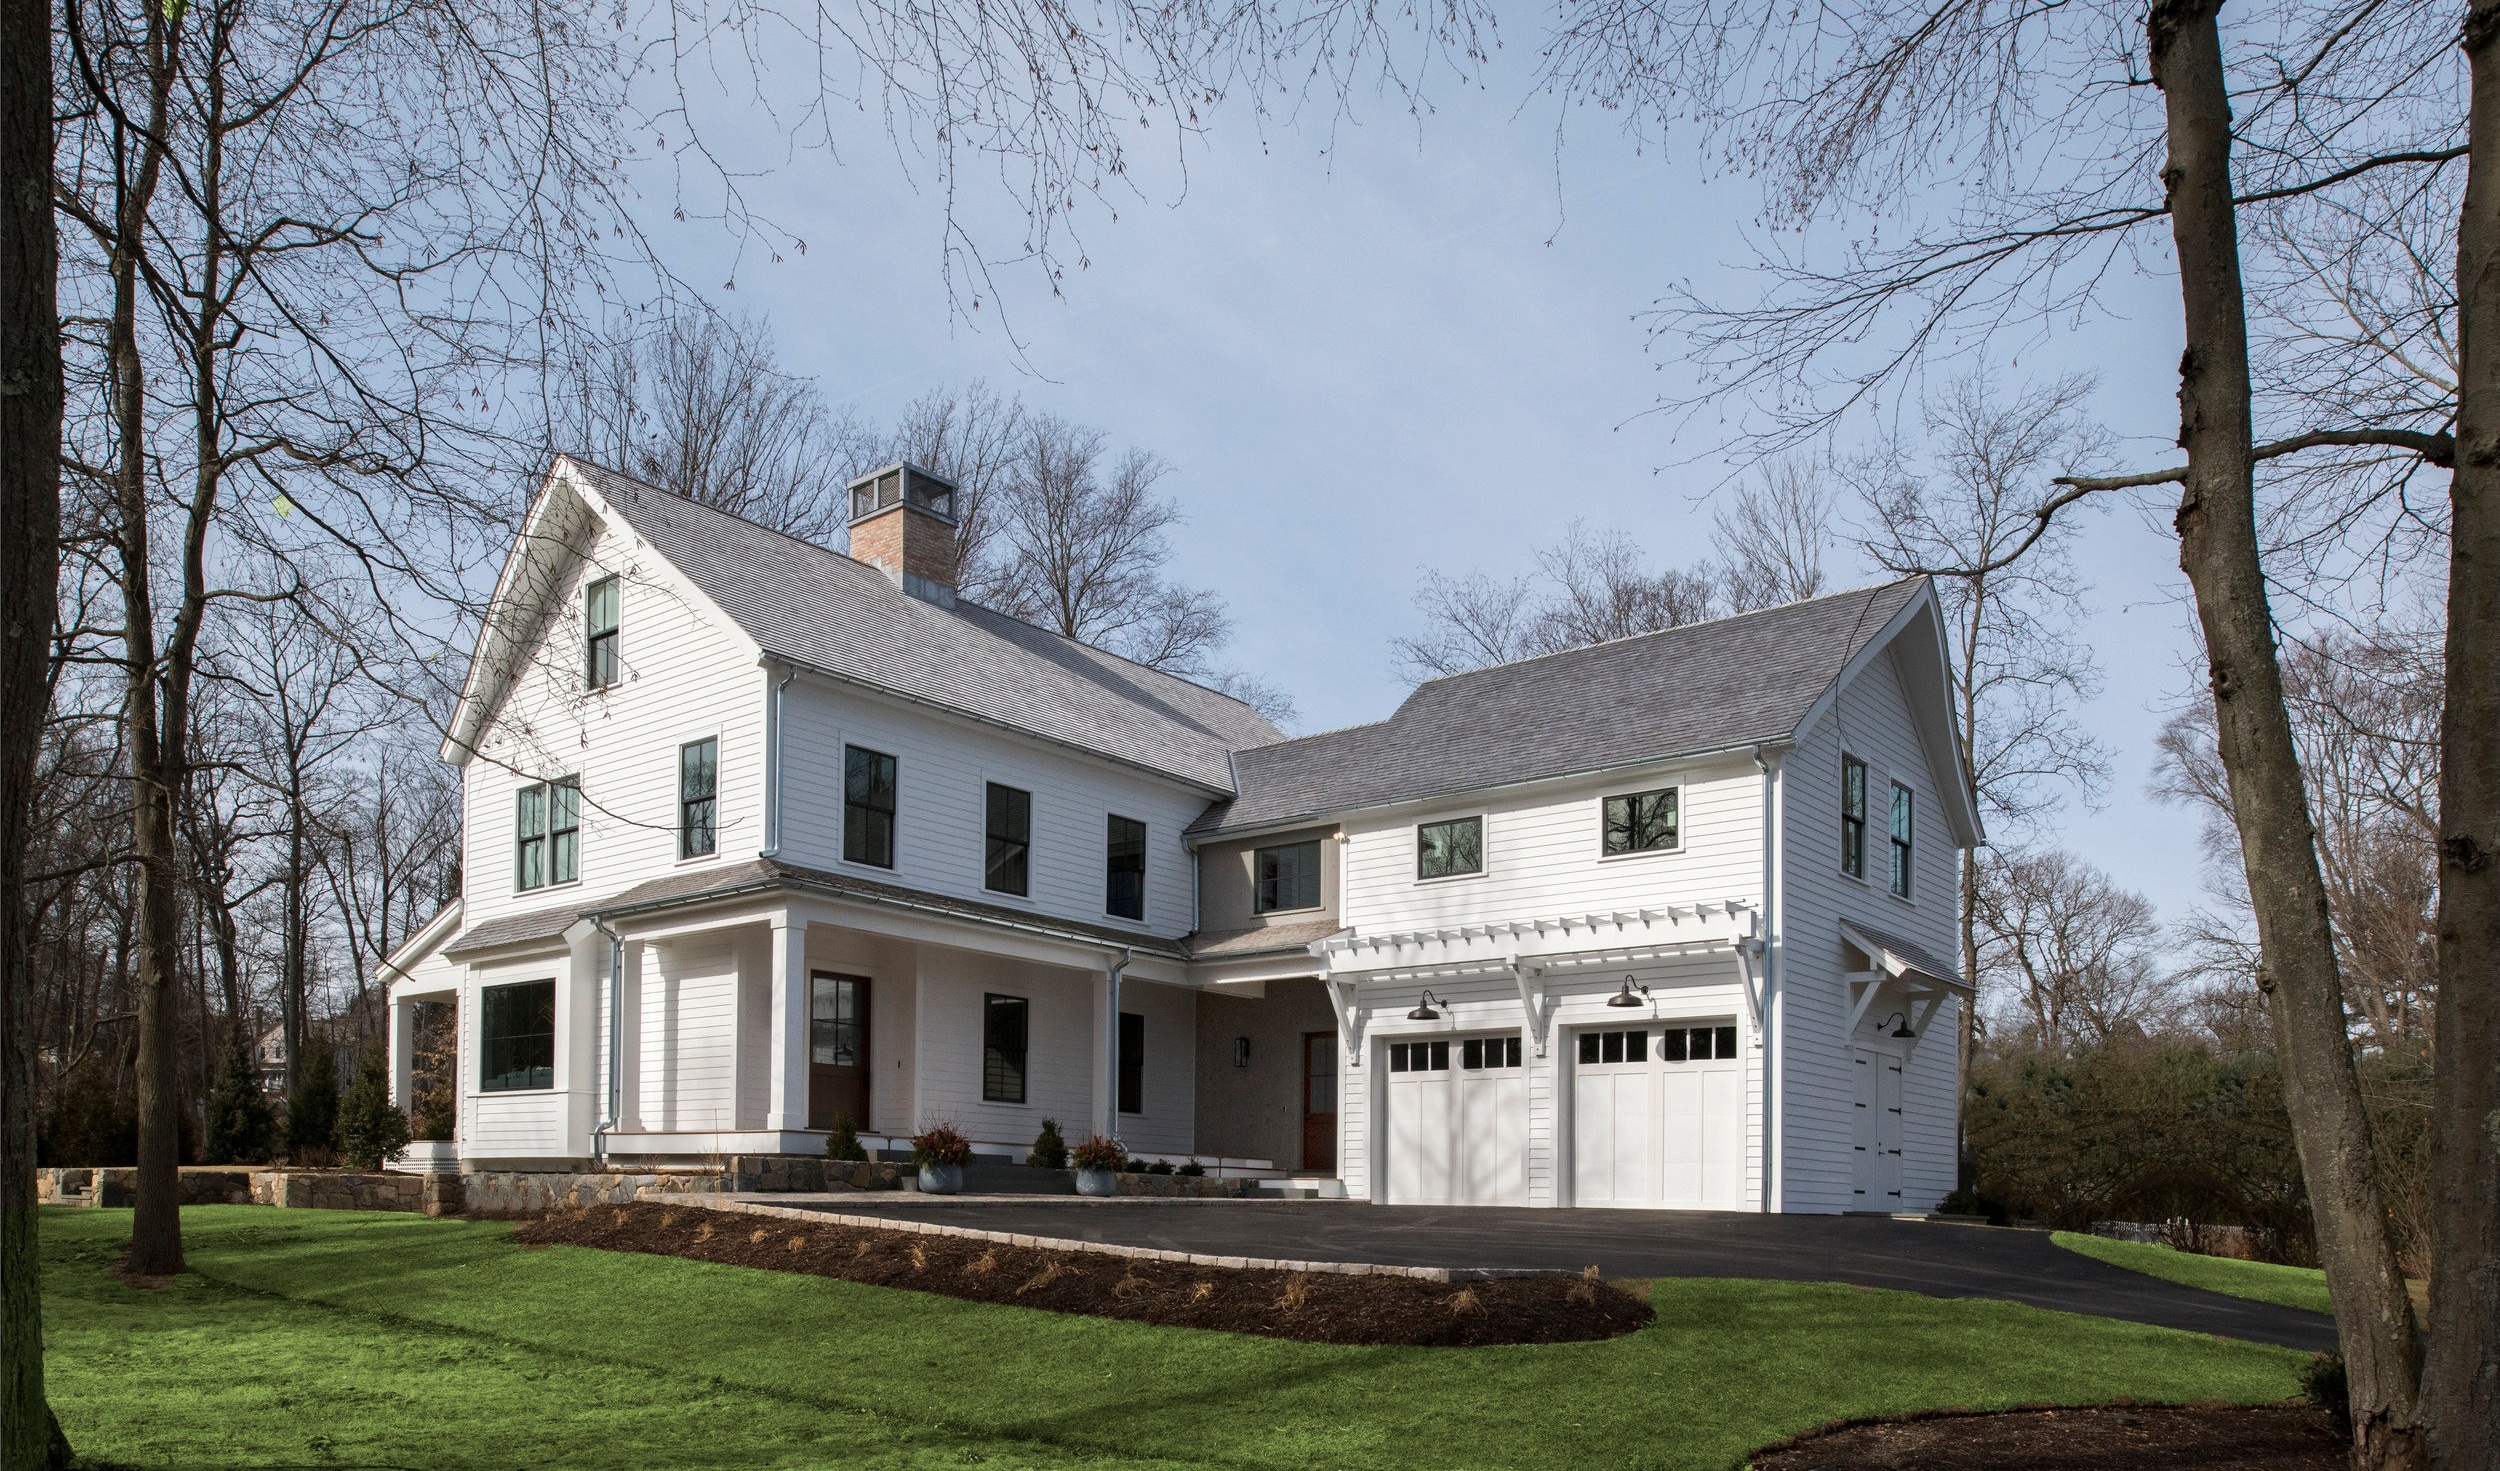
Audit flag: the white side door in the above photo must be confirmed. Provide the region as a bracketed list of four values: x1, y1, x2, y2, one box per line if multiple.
[1849, 1046, 1907, 1210]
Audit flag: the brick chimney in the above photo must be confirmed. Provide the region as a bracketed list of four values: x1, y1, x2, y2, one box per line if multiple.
[846, 462, 959, 607]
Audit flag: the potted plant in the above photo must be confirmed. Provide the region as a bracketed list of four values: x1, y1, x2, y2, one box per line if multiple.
[911, 1124, 973, 1194]
[1071, 1135, 1123, 1197]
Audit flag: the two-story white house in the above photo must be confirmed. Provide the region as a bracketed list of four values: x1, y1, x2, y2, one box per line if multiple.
[385, 455, 1979, 1212]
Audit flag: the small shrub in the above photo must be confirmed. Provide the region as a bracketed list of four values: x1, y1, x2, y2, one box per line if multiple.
[1567, 1265, 1600, 1305]
[825, 1112, 868, 1162]
[1447, 1287, 1485, 1317]
[1938, 1188, 2012, 1226]
[2304, 1354, 2351, 1439]
[1027, 1118, 1068, 1169]
[749, 1228, 769, 1244]
[1190, 1281, 1215, 1303]
[1071, 1135, 1124, 1171]
[333, 1050, 411, 1171]
[1274, 1275, 1310, 1311]
[909, 1243, 928, 1271]
[910, 1123, 973, 1168]
[1017, 1261, 1068, 1296]
[966, 1249, 998, 1276]
[1112, 1272, 1147, 1299]
[1176, 1159, 1205, 1177]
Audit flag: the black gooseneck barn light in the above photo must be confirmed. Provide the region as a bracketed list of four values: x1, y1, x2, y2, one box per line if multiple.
[1606, 976, 1650, 1009]
[1407, 989, 1447, 1022]
[1880, 1010, 1917, 1039]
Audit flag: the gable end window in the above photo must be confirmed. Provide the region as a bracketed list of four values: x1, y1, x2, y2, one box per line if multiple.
[1117, 1011, 1144, 1114]
[1106, 815, 1147, 921]
[844, 746, 897, 868]
[986, 783, 1031, 896]
[1254, 839, 1321, 914]
[982, 993, 1029, 1103]
[679, 740, 718, 859]
[1888, 782, 1914, 898]
[515, 778, 578, 891]
[1603, 787, 1680, 856]
[1416, 816, 1483, 880]
[1841, 755, 1868, 880]
[480, 979, 556, 1091]
[585, 576, 619, 689]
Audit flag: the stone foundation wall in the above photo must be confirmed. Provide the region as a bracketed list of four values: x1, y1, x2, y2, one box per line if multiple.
[1114, 1172, 1255, 1198]
[38, 1155, 920, 1219]
[38, 1167, 253, 1207]
[250, 1171, 428, 1212]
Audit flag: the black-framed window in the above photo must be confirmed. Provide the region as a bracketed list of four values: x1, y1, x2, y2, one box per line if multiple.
[1254, 839, 1321, 913]
[1416, 816, 1483, 880]
[1889, 781, 1914, 898]
[1603, 787, 1680, 856]
[1660, 1024, 1742, 1062]
[679, 740, 717, 859]
[515, 778, 577, 891]
[1461, 1036, 1522, 1069]
[585, 575, 619, 689]
[480, 979, 555, 1091]
[811, 974, 864, 1067]
[844, 745, 897, 868]
[1576, 1029, 1651, 1065]
[982, 993, 1028, 1103]
[1388, 1039, 1450, 1073]
[1106, 815, 1146, 920]
[1841, 754, 1868, 879]
[985, 783, 1031, 896]
[1118, 1011, 1144, 1114]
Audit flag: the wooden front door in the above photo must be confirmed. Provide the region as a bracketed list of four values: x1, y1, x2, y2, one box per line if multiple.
[808, 973, 869, 1131]
[1301, 1032, 1337, 1173]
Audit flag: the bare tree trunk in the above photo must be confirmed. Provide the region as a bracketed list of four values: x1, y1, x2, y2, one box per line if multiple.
[2150, 5, 2422, 1466]
[1, 0, 65, 1448]
[2428, 12, 2500, 1468]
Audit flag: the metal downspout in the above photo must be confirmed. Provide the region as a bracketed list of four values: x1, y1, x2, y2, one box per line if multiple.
[761, 663, 797, 858]
[1754, 744, 1786, 1213]
[590, 914, 624, 1170]
[1105, 947, 1131, 1146]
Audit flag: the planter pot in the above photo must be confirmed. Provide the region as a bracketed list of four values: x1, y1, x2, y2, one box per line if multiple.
[1074, 1167, 1118, 1197]
[917, 1164, 964, 1195]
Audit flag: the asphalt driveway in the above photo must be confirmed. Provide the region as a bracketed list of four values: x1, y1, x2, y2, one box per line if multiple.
[788, 1197, 2338, 1352]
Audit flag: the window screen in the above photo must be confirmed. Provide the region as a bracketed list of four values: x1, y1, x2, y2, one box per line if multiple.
[480, 980, 555, 1091]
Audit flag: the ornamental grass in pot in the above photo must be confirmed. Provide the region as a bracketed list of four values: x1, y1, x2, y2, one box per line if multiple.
[911, 1124, 973, 1194]
[1071, 1135, 1123, 1196]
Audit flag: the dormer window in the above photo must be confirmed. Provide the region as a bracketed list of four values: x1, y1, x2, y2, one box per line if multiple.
[585, 576, 619, 689]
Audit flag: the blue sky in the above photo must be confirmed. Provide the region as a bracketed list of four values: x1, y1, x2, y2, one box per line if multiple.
[638, 47, 2219, 932]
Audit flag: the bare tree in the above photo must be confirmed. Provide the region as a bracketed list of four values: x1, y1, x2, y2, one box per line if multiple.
[1715, 458, 1835, 610]
[1392, 521, 1728, 681]
[878, 382, 1030, 595]
[1975, 847, 2180, 1049]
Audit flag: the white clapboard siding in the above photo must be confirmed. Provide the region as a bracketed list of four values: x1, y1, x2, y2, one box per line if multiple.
[461, 510, 768, 927]
[1899, 994, 1962, 1211]
[460, 951, 579, 1160]
[631, 931, 744, 1132]
[777, 677, 1210, 941]
[1776, 646, 1964, 1213]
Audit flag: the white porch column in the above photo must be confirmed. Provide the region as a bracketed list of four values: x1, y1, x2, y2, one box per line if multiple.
[389, 994, 416, 1110]
[614, 942, 648, 1133]
[1098, 952, 1128, 1144]
[766, 917, 810, 1134]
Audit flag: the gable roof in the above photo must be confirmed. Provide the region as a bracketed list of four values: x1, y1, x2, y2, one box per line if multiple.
[500, 459, 1281, 793]
[1192, 578, 1939, 836]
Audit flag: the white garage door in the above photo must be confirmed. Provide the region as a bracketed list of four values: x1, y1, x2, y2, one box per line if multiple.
[1383, 1034, 1528, 1205]
[1572, 1022, 1745, 1210]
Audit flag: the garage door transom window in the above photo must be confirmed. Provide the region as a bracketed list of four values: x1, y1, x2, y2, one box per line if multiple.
[1577, 1029, 1649, 1064]
[1662, 1025, 1740, 1061]
[1461, 1036, 1521, 1069]
[1388, 1040, 1450, 1072]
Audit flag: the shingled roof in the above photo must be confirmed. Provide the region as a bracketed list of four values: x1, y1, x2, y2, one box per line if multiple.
[566, 458, 1281, 792]
[1191, 578, 1929, 835]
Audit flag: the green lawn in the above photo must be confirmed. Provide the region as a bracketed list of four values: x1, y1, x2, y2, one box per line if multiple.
[45, 1206, 2303, 1471]
[2053, 1232, 2335, 1317]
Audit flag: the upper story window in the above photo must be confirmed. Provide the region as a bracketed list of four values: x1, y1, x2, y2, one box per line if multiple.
[1888, 781, 1914, 898]
[1603, 786, 1680, 856]
[1416, 816, 1483, 880]
[1254, 839, 1322, 914]
[514, 777, 579, 891]
[679, 740, 717, 860]
[844, 745, 897, 868]
[480, 979, 556, 1091]
[1840, 754, 1868, 880]
[584, 575, 619, 690]
[1106, 815, 1147, 920]
[985, 783, 1031, 896]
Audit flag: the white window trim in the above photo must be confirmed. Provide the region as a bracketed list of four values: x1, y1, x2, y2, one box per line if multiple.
[1414, 813, 1488, 885]
[1595, 782, 1685, 863]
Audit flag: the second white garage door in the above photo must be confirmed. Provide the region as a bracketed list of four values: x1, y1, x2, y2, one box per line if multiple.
[1572, 1022, 1746, 1210]
[1382, 1034, 1528, 1205]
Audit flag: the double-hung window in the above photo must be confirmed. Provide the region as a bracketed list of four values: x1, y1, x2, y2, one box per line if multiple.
[584, 576, 619, 689]
[982, 993, 1029, 1103]
[679, 740, 717, 859]
[1416, 816, 1482, 880]
[1105, 815, 1147, 920]
[844, 746, 897, 868]
[1888, 782, 1914, 898]
[1603, 786, 1679, 855]
[985, 783, 1031, 896]
[515, 778, 578, 891]
[1254, 839, 1321, 913]
[1841, 754, 1868, 880]
[480, 979, 556, 1091]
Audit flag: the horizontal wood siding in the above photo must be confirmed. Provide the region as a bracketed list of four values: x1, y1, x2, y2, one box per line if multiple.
[635, 931, 742, 1133]
[459, 949, 580, 1160]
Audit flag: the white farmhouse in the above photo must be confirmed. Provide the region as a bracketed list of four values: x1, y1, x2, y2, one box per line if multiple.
[385, 456, 1980, 1212]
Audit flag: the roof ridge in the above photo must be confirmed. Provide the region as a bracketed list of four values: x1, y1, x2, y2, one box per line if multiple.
[561, 453, 1280, 726]
[1400, 574, 1925, 692]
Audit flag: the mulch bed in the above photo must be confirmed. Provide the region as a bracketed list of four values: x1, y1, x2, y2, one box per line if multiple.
[1749, 1402, 2345, 1470]
[511, 1202, 1651, 1347]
